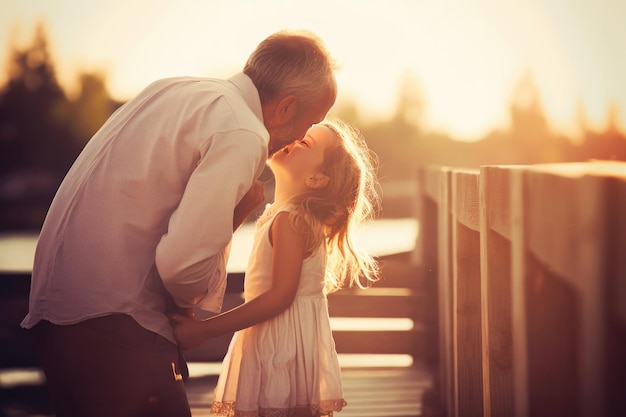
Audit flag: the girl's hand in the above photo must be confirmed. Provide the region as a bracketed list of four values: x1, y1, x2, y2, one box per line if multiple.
[168, 313, 208, 351]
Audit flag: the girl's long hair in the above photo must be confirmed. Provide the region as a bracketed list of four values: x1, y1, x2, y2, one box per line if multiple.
[289, 119, 381, 293]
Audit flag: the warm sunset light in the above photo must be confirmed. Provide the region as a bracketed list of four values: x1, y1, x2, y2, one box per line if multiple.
[2, 4, 625, 417]
[1, 0, 624, 140]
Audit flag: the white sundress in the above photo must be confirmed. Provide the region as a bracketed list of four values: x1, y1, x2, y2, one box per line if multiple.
[210, 204, 346, 417]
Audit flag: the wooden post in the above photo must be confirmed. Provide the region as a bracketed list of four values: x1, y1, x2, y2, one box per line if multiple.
[416, 166, 453, 415]
[480, 166, 525, 417]
[452, 169, 483, 417]
[438, 167, 454, 417]
[419, 166, 456, 416]
[511, 162, 626, 417]
[510, 167, 529, 417]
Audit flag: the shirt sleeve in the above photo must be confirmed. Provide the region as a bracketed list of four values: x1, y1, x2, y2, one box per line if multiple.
[155, 129, 265, 311]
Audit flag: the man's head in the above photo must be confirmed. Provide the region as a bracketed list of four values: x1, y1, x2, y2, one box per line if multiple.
[244, 30, 338, 156]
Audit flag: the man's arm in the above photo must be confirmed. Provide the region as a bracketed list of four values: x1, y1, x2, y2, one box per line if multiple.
[170, 211, 305, 350]
[156, 132, 266, 310]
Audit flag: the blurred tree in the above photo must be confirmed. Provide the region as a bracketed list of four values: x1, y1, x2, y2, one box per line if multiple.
[392, 70, 425, 131]
[361, 71, 426, 181]
[509, 70, 549, 137]
[0, 22, 88, 230]
[0, 21, 624, 228]
[0, 21, 78, 177]
[506, 70, 573, 164]
[577, 101, 626, 161]
[69, 72, 122, 145]
[0, 23, 122, 230]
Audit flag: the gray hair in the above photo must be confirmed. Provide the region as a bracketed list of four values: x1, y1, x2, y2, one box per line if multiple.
[244, 30, 337, 113]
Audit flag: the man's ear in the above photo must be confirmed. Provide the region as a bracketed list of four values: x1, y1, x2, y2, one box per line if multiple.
[275, 95, 298, 123]
[305, 173, 330, 190]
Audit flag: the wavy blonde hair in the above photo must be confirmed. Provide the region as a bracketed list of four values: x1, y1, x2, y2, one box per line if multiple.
[288, 119, 381, 293]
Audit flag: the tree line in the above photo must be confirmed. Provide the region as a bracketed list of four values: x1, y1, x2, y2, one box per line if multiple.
[1, 24, 625, 230]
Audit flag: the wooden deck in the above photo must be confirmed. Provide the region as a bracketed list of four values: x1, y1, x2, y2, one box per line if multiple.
[0, 363, 438, 417]
[0, 364, 438, 417]
[185, 364, 435, 417]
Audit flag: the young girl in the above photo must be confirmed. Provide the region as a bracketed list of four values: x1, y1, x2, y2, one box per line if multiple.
[170, 119, 380, 417]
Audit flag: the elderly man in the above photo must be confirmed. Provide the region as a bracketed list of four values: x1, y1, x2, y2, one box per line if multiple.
[22, 30, 337, 417]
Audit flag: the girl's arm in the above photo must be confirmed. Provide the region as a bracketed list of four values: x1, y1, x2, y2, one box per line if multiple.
[170, 211, 306, 351]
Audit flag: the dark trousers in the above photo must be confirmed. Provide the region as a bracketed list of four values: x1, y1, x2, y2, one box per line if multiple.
[30, 315, 191, 417]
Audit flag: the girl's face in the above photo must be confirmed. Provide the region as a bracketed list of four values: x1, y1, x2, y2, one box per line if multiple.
[269, 124, 337, 188]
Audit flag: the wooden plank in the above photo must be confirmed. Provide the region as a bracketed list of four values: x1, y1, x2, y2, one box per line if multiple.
[479, 166, 491, 417]
[417, 165, 443, 369]
[417, 164, 449, 413]
[608, 176, 626, 325]
[523, 161, 626, 291]
[523, 168, 602, 417]
[377, 253, 422, 289]
[423, 165, 444, 201]
[327, 289, 420, 318]
[482, 166, 513, 240]
[333, 330, 422, 354]
[315, 367, 433, 417]
[518, 162, 626, 417]
[523, 253, 579, 417]
[524, 170, 606, 290]
[454, 169, 480, 231]
[189, 299, 423, 360]
[510, 168, 529, 417]
[605, 176, 626, 417]
[480, 166, 520, 417]
[452, 169, 483, 417]
[186, 366, 434, 417]
[437, 167, 454, 417]
[482, 230, 514, 417]
[188, 249, 426, 362]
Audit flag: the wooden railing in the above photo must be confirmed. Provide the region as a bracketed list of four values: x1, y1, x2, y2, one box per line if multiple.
[186, 250, 426, 365]
[1, 246, 430, 417]
[1, 254, 426, 369]
[415, 161, 626, 417]
[8, 161, 625, 416]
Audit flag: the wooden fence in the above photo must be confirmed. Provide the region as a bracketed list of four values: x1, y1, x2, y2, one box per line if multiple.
[1, 236, 431, 417]
[185, 250, 427, 366]
[415, 161, 626, 417]
[6, 161, 625, 417]
[0, 252, 425, 367]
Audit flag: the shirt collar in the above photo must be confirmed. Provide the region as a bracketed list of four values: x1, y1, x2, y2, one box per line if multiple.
[228, 72, 264, 125]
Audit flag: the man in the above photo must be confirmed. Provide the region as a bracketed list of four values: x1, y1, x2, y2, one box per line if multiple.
[21, 30, 337, 417]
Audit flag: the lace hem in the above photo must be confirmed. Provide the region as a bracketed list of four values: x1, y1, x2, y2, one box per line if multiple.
[210, 398, 347, 417]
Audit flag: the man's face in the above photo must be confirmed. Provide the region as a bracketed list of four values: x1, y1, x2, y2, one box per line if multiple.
[267, 85, 336, 157]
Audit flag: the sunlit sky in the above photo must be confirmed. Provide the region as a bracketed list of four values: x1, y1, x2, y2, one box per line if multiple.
[1, 0, 625, 140]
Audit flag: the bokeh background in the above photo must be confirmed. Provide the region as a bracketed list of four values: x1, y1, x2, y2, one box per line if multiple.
[1, 0, 625, 229]
[1, 2, 625, 415]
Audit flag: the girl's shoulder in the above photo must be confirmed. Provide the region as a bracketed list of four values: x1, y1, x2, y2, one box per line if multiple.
[256, 202, 295, 229]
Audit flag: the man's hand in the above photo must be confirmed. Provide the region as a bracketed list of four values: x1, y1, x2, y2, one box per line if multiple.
[168, 313, 208, 351]
[233, 180, 265, 230]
